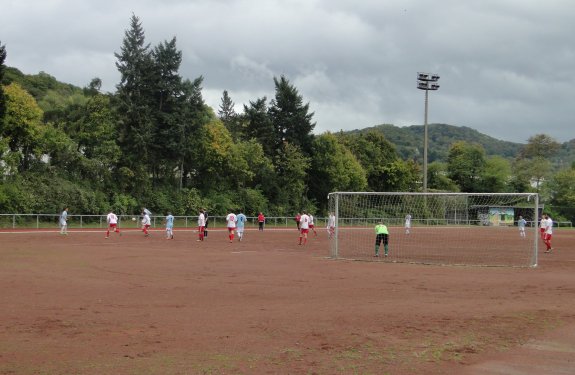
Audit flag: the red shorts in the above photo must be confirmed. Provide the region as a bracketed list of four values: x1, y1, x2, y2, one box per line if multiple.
[143, 224, 150, 229]
[108, 223, 117, 229]
[198, 226, 205, 232]
[309, 224, 315, 229]
[544, 233, 552, 241]
[300, 228, 309, 235]
[228, 227, 235, 232]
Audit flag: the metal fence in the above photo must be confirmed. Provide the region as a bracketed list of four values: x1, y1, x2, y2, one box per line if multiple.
[0, 214, 329, 230]
[0, 213, 571, 230]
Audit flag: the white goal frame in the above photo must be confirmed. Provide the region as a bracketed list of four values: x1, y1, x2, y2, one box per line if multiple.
[327, 192, 539, 267]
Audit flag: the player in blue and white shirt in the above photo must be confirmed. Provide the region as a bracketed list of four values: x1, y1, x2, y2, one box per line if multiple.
[517, 215, 527, 238]
[59, 207, 68, 235]
[236, 211, 247, 241]
[165, 212, 174, 240]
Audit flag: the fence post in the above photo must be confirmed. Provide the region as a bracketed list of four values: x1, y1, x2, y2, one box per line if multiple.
[37, 215, 39, 229]
[13, 214, 15, 229]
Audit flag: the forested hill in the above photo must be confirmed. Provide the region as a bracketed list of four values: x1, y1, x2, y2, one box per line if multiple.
[350, 124, 525, 163]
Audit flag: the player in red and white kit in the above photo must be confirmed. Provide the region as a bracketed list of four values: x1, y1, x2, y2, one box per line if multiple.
[106, 210, 121, 238]
[309, 213, 318, 236]
[543, 214, 554, 253]
[226, 210, 237, 243]
[197, 209, 206, 241]
[298, 210, 310, 245]
[141, 211, 151, 237]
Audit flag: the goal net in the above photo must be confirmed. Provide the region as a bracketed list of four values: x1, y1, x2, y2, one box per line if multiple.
[327, 192, 539, 267]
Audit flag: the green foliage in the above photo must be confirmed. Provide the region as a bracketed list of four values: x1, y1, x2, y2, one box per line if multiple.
[0, 174, 107, 214]
[520, 134, 561, 159]
[0, 41, 6, 123]
[477, 156, 512, 193]
[273, 142, 311, 214]
[548, 167, 575, 223]
[338, 131, 399, 191]
[309, 133, 367, 211]
[380, 159, 420, 192]
[447, 141, 487, 192]
[269, 75, 315, 155]
[2, 83, 47, 172]
[427, 162, 459, 192]
[242, 97, 275, 157]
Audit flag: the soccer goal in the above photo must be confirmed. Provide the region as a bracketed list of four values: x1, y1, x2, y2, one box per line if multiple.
[327, 192, 540, 267]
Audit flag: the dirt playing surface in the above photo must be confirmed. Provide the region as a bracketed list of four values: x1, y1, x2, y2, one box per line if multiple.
[1, 227, 574, 374]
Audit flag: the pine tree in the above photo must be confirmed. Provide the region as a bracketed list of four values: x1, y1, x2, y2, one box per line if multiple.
[149, 37, 185, 181]
[114, 14, 155, 192]
[243, 97, 275, 157]
[0, 41, 6, 124]
[218, 90, 242, 140]
[269, 75, 315, 155]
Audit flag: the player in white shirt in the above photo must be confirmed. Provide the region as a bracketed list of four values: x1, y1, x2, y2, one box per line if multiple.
[141, 211, 151, 237]
[539, 214, 547, 241]
[165, 212, 174, 240]
[298, 210, 311, 245]
[327, 212, 336, 239]
[59, 207, 68, 235]
[226, 210, 237, 243]
[543, 214, 554, 253]
[309, 214, 318, 236]
[197, 209, 206, 241]
[405, 214, 412, 234]
[517, 216, 527, 238]
[106, 210, 121, 238]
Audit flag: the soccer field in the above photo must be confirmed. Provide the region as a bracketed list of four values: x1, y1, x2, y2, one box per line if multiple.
[1, 228, 574, 374]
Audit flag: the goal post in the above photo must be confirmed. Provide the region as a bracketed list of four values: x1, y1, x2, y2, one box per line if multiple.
[327, 192, 539, 267]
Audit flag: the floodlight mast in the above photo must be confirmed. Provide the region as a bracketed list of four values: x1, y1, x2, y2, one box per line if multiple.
[417, 72, 440, 192]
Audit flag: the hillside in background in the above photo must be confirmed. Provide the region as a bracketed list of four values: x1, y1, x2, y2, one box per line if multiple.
[350, 124, 527, 163]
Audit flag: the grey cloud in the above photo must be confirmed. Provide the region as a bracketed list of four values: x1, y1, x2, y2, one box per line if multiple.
[1, 0, 574, 143]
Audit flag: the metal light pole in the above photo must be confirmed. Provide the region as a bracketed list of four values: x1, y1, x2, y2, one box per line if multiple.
[417, 72, 440, 192]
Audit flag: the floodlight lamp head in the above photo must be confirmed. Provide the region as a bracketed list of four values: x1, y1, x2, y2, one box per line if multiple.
[430, 74, 440, 81]
[417, 82, 429, 90]
[417, 72, 430, 81]
[430, 84, 440, 90]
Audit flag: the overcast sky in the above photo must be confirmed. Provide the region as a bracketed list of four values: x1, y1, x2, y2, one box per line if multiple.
[2, 0, 574, 143]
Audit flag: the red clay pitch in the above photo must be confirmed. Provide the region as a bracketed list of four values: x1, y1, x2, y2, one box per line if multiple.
[1, 227, 574, 374]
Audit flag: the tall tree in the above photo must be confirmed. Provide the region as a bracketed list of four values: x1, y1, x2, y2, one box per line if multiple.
[149, 37, 185, 181]
[2, 83, 45, 172]
[515, 134, 560, 192]
[520, 134, 561, 159]
[0, 41, 6, 124]
[268, 76, 315, 154]
[179, 77, 210, 189]
[242, 97, 275, 157]
[64, 94, 121, 187]
[114, 14, 155, 193]
[273, 142, 311, 214]
[217, 90, 243, 140]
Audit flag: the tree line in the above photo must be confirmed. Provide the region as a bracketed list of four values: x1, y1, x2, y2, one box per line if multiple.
[0, 15, 574, 223]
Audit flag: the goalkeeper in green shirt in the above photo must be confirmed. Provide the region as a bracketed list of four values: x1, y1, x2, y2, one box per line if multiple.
[374, 221, 389, 257]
